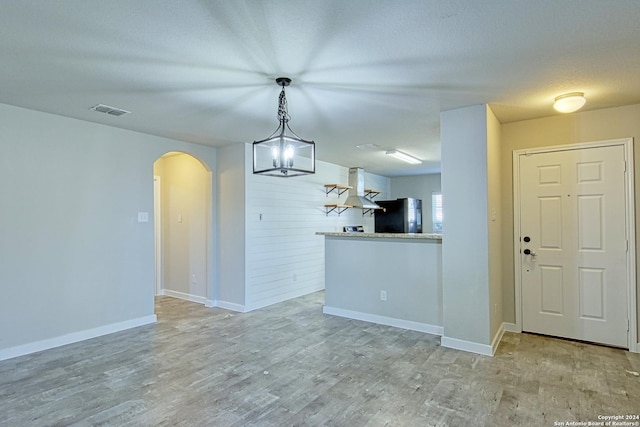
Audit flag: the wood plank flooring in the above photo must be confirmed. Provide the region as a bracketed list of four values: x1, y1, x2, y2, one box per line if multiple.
[1, 291, 639, 426]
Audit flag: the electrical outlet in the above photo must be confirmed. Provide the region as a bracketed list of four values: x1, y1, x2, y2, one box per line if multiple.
[380, 290, 387, 301]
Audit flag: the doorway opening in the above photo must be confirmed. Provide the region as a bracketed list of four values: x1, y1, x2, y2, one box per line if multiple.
[153, 152, 213, 306]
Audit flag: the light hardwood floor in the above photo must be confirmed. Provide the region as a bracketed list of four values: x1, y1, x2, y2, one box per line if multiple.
[1, 292, 639, 426]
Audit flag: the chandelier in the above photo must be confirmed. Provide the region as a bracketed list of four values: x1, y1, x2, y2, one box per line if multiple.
[252, 77, 315, 177]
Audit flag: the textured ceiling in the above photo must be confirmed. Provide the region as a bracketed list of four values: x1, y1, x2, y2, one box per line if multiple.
[1, 1, 640, 176]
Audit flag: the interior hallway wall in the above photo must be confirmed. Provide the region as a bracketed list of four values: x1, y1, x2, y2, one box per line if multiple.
[440, 104, 492, 351]
[154, 153, 210, 302]
[486, 106, 503, 342]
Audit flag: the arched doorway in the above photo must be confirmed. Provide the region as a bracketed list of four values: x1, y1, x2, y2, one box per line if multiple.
[153, 152, 212, 305]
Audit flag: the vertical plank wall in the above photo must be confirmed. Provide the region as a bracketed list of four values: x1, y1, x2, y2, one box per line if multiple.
[244, 159, 390, 311]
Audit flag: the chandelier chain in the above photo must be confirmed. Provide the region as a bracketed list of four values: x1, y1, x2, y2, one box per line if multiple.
[278, 88, 291, 123]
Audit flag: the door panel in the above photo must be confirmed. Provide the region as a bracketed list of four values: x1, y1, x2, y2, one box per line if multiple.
[540, 265, 564, 315]
[520, 145, 628, 348]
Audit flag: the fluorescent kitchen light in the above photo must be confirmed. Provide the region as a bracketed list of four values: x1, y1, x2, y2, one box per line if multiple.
[385, 149, 422, 164]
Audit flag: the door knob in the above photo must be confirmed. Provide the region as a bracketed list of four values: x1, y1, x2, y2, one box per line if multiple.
[523, 236, 531, 242]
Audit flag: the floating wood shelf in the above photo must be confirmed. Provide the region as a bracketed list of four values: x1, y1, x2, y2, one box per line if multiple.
[364, 189, 381, 199]
[324, 184, 352, 197]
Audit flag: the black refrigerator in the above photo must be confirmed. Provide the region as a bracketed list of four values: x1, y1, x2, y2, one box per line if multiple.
[374, 198, 422, 233]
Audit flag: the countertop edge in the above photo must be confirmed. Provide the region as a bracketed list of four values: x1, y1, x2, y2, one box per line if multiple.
[316, 232, 442, 240]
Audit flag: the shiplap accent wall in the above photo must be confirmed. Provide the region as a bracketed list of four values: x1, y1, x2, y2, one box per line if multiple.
[243, 145, 390, 311]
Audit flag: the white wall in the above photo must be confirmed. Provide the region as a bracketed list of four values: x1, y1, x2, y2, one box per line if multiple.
[390, 174, 441, 233]
[440, 104, 492, 351]
[217, 144, 246, 309]
[0, 103, 218, 360]
[486, 107, 503, 340]
[242, 144, 390, 311]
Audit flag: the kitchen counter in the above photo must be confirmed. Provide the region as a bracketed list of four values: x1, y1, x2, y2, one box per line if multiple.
[316, 232, 442, 240]
[317, 231, 443, 335]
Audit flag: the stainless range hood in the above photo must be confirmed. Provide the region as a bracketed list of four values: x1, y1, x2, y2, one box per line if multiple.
[344, 167, 380, 210]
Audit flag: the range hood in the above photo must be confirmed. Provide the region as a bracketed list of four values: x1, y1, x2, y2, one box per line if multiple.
[344, 167, 380, 210]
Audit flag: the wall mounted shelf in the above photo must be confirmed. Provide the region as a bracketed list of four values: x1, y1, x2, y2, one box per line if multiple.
[324, 184, 352, 197]
[323, 185, 382, 216]
[364, 189, 381, 199]
[362, 189, 382, 216]
[324, 204, 353, 216]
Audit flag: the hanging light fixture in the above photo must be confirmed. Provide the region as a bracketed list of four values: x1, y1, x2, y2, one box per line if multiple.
[253, 77, 315, 177]
[553, 92, 586, 113]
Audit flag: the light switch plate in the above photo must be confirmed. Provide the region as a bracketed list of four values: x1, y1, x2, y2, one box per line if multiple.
[138, 212, 149, 223]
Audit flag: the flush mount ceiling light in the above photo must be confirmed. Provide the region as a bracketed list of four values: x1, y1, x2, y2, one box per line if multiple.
[553, 92, 586, 113]
[385, 149, 422, 165]
[253, 77, 315, 177]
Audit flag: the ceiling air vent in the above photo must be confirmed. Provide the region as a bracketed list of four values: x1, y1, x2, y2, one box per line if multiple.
[90, 104, 131, 117]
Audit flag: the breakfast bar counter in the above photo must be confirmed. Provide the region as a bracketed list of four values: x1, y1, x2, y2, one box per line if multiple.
[316, 232, 443, 335]
[315, 232, 442, 240]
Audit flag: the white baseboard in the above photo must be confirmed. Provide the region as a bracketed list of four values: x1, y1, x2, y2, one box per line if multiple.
[440, 336, 494, 356]
[161, 289, 208, 305]
[491, 323, 506, 355]
[440, 322, 507, 357]
[216, 300, 246, 313]
[323, 306, 443, 336]
[0, 315, 157, 362]
[503, 322, 519, 333]
[245, 285, 325, 312]
[161, 291, 244, 312]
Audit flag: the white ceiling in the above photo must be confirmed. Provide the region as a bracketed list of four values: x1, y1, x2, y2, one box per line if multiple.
[2, 1, 640, 176]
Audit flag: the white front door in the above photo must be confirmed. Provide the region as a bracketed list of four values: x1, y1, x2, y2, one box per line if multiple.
[519, 145, 628, 347]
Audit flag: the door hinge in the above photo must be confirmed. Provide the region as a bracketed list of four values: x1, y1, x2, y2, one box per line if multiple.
[628, 319, 630, 332]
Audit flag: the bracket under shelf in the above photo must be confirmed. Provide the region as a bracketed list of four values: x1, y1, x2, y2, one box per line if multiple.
[324, 204, 353, 216]
[362, 189, 382, 216]
[364, 189, 381, 199]
[324, 184, 352, 197]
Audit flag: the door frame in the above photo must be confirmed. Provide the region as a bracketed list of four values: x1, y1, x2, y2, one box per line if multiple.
[513, 138, 637, 352]
[154, 175, 163, 296]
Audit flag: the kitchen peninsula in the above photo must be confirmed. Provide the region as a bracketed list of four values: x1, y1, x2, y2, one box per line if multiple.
[316, 232, 443, 335]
